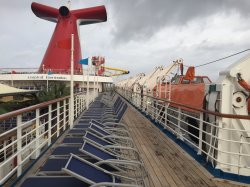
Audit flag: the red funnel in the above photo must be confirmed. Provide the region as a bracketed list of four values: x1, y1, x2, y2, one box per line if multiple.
[31, 2, 107, 74]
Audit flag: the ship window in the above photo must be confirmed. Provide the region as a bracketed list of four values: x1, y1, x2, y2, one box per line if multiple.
[203, 77, 211, 84]
[171, 76, 180, 84]
[181, 79, 190, 84]
[191, 77, 202, 84]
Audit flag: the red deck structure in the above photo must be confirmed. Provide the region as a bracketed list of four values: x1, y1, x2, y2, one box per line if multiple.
[31, 2, 107, 73]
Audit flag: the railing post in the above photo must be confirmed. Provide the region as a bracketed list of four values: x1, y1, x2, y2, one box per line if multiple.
[155, 99, 158, 121]
[76, 96, 78, 117]
[63, 99, 66, 131]
[86, 93, 88, 110]
[198, 112, 203, 155]
[16, 114, 22, 176]
[75, 96, 77, 118]
[74, 96, 76, 119]
[145, 95, 148, 115]
[48, 104, 52, 145]
[164, 102, 168, 129]
[34, 108, 40, 158]
[83, 95, 85, 111]
[69, 95, 74, 129]
[80, 95, 83, 113]
[11, 136, 15, 158]
[57, 102, 60, 137]
[177, 107, 182, 139]
[3, 140, 6, 160]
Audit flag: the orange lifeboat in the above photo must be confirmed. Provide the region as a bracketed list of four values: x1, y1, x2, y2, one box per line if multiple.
[153, 75, 212, 112]
[153, 66, 212, 111]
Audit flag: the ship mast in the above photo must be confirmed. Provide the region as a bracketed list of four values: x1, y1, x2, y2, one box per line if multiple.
[67, 0, 71, 9]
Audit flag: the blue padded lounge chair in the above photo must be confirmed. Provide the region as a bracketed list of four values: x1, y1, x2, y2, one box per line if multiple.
[20, 176, 88, 187]
[80, 140, 140, 162]
[88, 123, 130, 138]
[63, 130, 133, 147]
[80, 103, 127, 124]
[90, 119, 129, 130]
[39, 157, 97, 174]
[82, 98, 123, 118]
[68, 128, 85, 135]
[89, 120, 130, 137]
[85, 97, 121, 115]
[63, 137, 83, 144]
[40, 158, 68, 172]
[82, 101, 125, 119]
[72, 119, 129, 133]
[68, 120, 130, 140]
[52, 145, 84, 156]
[62, 154, 141, 187]
[79, 141, 147, 180]
[84, 131, 134, 148]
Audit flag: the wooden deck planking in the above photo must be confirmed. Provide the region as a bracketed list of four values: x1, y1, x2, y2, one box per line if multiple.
[143, 125, 216, 187]
[126, 118, 200, 186]
[141, 128, 206, 187]
[122, 105, 250, 187]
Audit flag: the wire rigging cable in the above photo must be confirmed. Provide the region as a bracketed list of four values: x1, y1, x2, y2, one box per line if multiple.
[195, 48, 250, 68]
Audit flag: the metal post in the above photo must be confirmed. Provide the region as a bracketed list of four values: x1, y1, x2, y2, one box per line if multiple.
[48, 104, 52, 145]
[46, 76, 48, 92]
[86, 60, 90, 110]
[70, 34, 74, 128]
[11, 72, 13, 86]
[82, 64, 85, 94]
[16, 114, 22, 176]
[81, 95, 83, 112]
[198, 112, 203, 155]
[78, 96, 80, 115]
[177, 107, 182, 139]
[35, 108, 40, 158]
[93, 65, 96, 99]
[76, 96, 79, 116]
[3, 140, 6, 160]
[81, 95, 84, 112]
[79, 96, 82, 113]
[81, 95, 83, 113]
[145, 94, 148, 115]
[63, 99, 66, 131]
[96, 74, 99, 96]
[164, 102, 168, 129]
[57, 102, 60, 137]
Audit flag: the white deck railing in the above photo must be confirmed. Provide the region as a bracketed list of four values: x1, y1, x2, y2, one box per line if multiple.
[117, 88, 250, 177]
[0, 92, 95, 185]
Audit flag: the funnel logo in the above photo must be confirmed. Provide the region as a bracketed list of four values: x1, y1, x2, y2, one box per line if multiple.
[31, 2, 107, 74]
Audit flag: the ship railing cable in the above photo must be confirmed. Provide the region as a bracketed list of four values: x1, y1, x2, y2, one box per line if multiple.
[183, 49, 250, 68]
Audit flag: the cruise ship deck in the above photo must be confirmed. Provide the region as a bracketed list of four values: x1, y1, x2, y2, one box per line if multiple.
[122, 105, 250, 187]
[10, 93, 250, 187]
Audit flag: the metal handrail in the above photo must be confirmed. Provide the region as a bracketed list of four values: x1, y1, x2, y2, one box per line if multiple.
[122, 89, 250, 120]
[0, 91, 94, 185]
[117, 88, 250, 177]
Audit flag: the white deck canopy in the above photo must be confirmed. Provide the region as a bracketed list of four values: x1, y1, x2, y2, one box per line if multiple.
[0, 83, 38, 96]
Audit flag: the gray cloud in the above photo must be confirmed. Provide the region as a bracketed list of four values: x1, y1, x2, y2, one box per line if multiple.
[0, 0, 250, 81]
[110, 0, 250, 43]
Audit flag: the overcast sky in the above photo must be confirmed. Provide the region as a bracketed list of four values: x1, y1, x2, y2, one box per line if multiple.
[0, 0, 250, 81]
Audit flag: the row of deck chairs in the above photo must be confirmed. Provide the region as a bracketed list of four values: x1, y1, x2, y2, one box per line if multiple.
[21, 93, 147, 187]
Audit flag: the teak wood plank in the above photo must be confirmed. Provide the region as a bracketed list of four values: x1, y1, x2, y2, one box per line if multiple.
[130, 121, 187, 187]
[128, 115, 199, 186]
[121, 103, 250, 187]
[123, 109, 193, 186]
[124, 123, 166, 186]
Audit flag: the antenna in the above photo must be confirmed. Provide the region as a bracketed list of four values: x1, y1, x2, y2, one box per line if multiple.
[67, 0, 71, 9]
